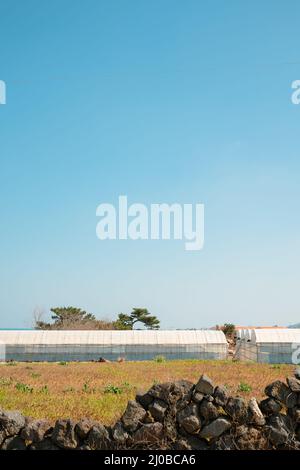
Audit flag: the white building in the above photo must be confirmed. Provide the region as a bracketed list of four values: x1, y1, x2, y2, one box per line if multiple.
[235, 328, 300, 364]
[0, 329, 228, 362]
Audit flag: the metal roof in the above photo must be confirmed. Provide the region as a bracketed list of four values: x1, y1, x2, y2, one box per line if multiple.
[251, 328, 300, 344]
[0, 329, 227, 345]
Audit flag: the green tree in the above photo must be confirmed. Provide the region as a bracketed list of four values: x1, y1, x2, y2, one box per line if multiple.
[114, 308, 160, 330]
[221, 323, 235, 338]
[50, 307, 96, 327]
[113, 313, 133, 330]
[35, 307, 114, 330]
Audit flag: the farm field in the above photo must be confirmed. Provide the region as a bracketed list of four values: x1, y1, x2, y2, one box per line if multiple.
[0, 360, 295, 424]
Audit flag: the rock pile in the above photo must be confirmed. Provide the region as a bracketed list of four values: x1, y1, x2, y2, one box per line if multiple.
[1, 369, 300, 450]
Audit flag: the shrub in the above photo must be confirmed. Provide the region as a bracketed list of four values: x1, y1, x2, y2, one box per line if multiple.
[122, 381, 132, 390]
[237, 382, 252, 393]
[15, 382, 33, 393]
[0, 377, 12, 386]
[104, 384, 123, 394]
[31, 372, 41, 379]
[153, 355, 166, 363]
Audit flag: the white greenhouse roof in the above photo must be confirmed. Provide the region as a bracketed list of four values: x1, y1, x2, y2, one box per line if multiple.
[0, 329, 227, 345]
[251, 328, 300, 344]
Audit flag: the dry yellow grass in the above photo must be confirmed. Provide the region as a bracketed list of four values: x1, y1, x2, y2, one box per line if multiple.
[0, 360, 294, 424]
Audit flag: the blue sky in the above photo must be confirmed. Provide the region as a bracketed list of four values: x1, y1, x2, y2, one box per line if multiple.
[0, 1, 300, 328]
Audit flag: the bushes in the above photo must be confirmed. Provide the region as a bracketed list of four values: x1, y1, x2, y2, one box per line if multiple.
[153, 355, 166, 363]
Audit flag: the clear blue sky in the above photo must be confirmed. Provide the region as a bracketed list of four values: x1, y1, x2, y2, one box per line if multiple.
[0, 1, 299, 329]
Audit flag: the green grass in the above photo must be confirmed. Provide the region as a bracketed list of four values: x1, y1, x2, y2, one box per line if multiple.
[0, 359, 294, 424]
[237, 382, 252, 393]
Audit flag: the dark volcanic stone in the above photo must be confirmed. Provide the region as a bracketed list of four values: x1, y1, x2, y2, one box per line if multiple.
[287, 377, 300, 393]
[112, 422, 129, 444]
[0, 410, 26, 444]
[213, 385, 229, 406]
[195, 375, 214, 395]
[29, 438, 60, 450]
[177, 404, 202, 434]
[21, 418, 52, 443]
[133, 422, 163, 445]
[1, 436, 27, 450]
[225, 397, 248, 423]
[148, 399, 168, 422]
[122, 400, 147, 432]
[200, 418, 231, 439]
[75, 418, 97, 440]
[192, 391, 204, 403]
[199, 399, 219, 422]
[87, 424, 111, 450]
[265, 381, 290, 403]
[51, 419, 78, 449]
[136, 391, 153, 409]
[173, 436, 209, 450]
[260, 398, 282, 415]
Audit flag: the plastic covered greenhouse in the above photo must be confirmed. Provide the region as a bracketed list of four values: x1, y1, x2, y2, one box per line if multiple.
[235, 328, 300, 363]
[0, 330, 228, 362]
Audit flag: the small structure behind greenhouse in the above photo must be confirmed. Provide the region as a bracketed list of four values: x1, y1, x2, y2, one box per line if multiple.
[235, 328, 300, 363]
[0, 330, 228, 362]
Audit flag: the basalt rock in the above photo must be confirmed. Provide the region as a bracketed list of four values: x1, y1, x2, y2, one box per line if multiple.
[0, 410, 26, 445]
[121, 400, 147, 432]
[87, 424, 111, 450]
[177, 403, 202, 434]
[132, 422, 163, 446]
[287, 376, 300, 393]
[265, 381, 290, 403]
[1, 436, 27, 450]
[136, 391, 153, 409]
[51, 419, 78, 450]
[192, 391, 204, 403]
[21, 418, 52, 443]
[112, 422, 129, 445]
[1, 372, 300, 450]
[260, 398, 282, 415]
[213, 385, 229, 406]
[248, 398, 265, 426]
[29, 437, 60, 450]
[199, 399, 219, 422]
[75, 418, 97, 440]
[195, 375, 214, 395]
[148, 399, 168, 422]
[225, 397, 248, 423]
[200, 417, 231, 439]
[174, 436, 209, 450]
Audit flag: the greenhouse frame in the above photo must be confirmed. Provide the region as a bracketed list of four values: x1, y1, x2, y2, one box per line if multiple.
[0, 329, 228, 362]
[235, 328, 300, 364]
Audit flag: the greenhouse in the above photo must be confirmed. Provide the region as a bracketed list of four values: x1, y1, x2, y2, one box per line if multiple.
[0, 329, 228, 362]
[235, 328, 300, 364]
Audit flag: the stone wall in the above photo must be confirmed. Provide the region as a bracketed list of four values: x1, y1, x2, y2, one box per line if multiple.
[1, 370, 300, 450]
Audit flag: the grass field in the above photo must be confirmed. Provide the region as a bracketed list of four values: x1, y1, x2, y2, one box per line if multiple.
[0, 360, 294, 424]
